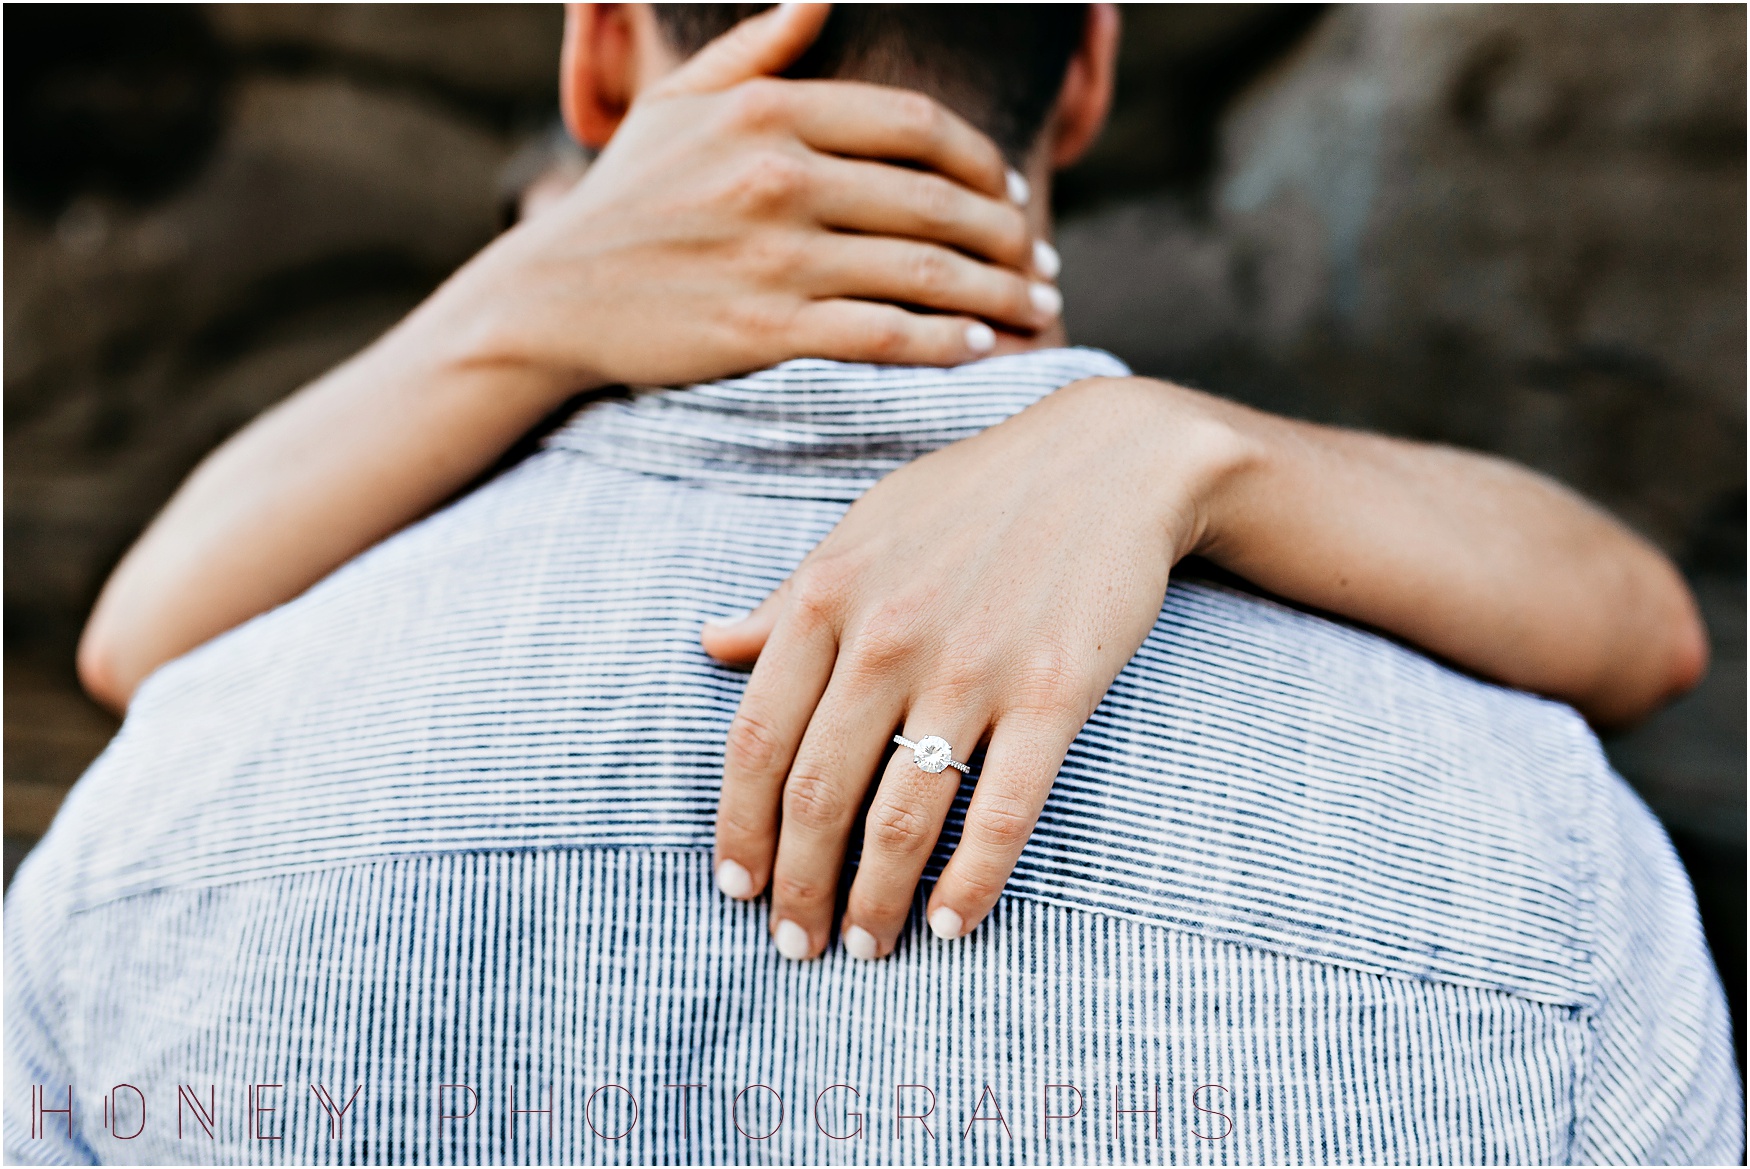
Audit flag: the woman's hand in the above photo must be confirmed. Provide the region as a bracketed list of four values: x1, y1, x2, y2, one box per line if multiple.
[702, 378, 1252, 960]
[703, 371, 1707, 962]
[411, 3, 1060, 399]
[77, 4, 1060, 713]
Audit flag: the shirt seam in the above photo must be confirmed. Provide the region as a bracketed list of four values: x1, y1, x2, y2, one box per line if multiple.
[1562, 708, 1607, 1161]
[64, 840, 1599, 1013]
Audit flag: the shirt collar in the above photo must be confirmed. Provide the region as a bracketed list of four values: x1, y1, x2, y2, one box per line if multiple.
[544, 347, 1131, 500]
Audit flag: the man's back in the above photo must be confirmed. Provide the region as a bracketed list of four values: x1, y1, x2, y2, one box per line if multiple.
[6, 350, 1740, 1163]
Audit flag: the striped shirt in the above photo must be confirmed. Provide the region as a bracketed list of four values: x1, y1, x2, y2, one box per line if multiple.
[6, 349, 1741, 1164]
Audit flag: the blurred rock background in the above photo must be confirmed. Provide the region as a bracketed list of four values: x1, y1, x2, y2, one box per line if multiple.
[5, 5, 1742, 1057]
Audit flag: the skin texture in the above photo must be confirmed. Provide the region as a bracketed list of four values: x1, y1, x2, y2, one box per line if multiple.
[77, 5, 1706, 965]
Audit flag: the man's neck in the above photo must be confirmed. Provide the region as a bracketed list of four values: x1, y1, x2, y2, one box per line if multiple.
[1014, 148, 1066, 353]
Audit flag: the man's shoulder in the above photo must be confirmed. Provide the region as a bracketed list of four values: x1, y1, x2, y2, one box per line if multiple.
[1012, 579, 1652, 1008]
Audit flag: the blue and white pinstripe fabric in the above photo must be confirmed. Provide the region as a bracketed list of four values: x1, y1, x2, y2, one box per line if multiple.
[6, 349, 1741, 1164]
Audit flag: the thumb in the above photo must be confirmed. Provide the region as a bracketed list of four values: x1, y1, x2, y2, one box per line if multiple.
[653, 3, 830, 96]
[700, 579, 789, 665]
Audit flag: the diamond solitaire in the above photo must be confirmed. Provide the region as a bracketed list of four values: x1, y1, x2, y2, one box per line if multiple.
[893, 734, 971, 776]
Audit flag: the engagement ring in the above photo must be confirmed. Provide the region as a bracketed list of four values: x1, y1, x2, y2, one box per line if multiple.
[893, 734, 971, 775]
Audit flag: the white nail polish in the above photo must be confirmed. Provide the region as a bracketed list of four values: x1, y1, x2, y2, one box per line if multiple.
[843, 925, 878, 961]
[1029, 283, 1063, 320]
[964, 321, 996, 354]
[774, 919, 811, 960]
[1005, 168, 1030, 206]
[1032, 239, 1062, 280]
[928, 906, 964, 940]
[715, 859, 753, 899]
[702, 608, 754, 630]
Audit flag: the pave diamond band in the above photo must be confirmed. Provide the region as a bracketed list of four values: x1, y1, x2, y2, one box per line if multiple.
[893, 734, 971, 776]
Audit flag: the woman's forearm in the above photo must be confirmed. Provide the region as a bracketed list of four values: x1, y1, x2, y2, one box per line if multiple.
[1178, 382, 1707, 728]
[76, 313, 574, 714]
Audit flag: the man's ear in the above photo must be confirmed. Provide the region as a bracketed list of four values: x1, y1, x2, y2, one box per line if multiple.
[1049, 3, 1120, 169]
[561, 4, 641, 149]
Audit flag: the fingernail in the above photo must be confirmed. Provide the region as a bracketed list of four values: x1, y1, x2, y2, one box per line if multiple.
[843, 924, 878, 961]
[1032, 239, 1061, 280]
[964, 321, 996, 354]
[928, 906, 964, 940]
[715, 859, 753, 899]
[703, 608, 754, 630]
[1005, 168, 1031, 207]
[1029, 282, 1062, 320]
[774, 918, 811, 960]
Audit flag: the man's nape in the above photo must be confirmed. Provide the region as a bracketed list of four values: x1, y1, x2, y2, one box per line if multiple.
[650, 4, 1088, 166]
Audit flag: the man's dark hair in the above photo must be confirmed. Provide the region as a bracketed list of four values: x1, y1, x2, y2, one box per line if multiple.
[653, 5, 1088, 163]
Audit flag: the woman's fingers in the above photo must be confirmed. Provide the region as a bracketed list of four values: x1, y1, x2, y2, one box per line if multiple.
[775, 79, 1012, 202]
[808, 236, 1059, 335]
[650, 4, 831, 97]
[809, 154, 1033, 272]
[657, 14, 1012, 207]
[840, 711, 987, 960]
[712, 590, 838, 903]
[763, 668, 908, 959]
[700, 580, 787, 666]
[790, 299, 1001, 367]
[924, 712, 1076, 940]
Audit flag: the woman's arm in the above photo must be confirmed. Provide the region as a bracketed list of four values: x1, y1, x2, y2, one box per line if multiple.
[700, 374, 1706, 961]
[1184, 379, 1707, 728]
[76, 4, 1060, 713]
[74, 320, 571, 714]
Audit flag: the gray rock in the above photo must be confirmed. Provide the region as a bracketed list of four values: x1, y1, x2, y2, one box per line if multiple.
[1062, 4, 1745, 844]
[206, 4, 563, 104]
[6, 72, 512, 632]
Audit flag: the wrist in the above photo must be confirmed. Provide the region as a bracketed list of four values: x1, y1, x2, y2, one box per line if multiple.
[387, 236, 610, 411]
[1058, 377, 1266, 563]
[1170, 388, 1271, 564]
[319, 298, 585, 459]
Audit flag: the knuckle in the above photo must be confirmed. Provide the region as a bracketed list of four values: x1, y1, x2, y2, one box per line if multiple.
[727, 296, 794, 343]
[724, 709, 789, 777]
[921, 659, 986, 709]
[951, 862, 1010, 908]
[788, 560, 852, 627]
[974, 792, 1037, 851]
[771, 870, 829, 908]
[724, 78, 790, 128]
[782, 769, 848, 832]
[867, 799, 933, 855]
[1007, 648, 1085, 714]
[716, 801, 773, 847]
[891, 90, 942, 142]
[846, 608, 917, 675]
[905, 249, 954, 296]
[860, 312, 913, 362]
[737, 231, 810, 287]
[911, 176, 960, 231]
[726, 150, 808, 212]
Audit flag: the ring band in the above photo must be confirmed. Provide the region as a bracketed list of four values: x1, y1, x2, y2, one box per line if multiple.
[893, 734, 971, 776]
